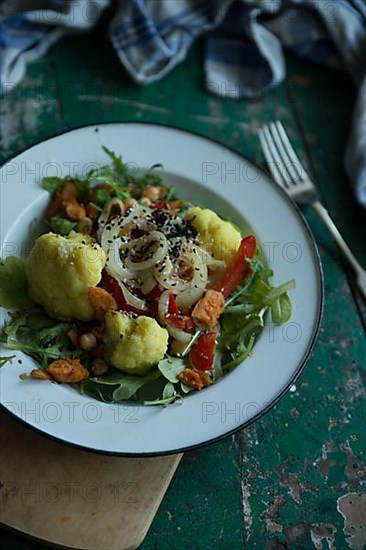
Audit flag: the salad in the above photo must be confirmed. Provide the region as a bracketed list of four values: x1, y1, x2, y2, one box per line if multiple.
[0, 148, 295, 406]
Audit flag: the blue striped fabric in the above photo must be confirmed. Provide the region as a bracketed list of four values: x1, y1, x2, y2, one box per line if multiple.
[0, 0, 365, 205]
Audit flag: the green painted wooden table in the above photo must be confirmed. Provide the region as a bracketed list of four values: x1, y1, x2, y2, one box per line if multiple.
[1, 30, 365, 550]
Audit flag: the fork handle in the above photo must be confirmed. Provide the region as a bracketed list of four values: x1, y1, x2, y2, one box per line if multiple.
[312, 201, 366, 300]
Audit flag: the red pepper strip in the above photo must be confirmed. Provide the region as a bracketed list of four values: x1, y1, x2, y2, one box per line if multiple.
[211, 235, 257, 299]
[165, 313, 196, 334]
[102, 271, 146, 315]
[168, 294, 180, 315]
[145, 284, 164, 319]
[146, 287, 181, 319]
[189, 332, 216, 371]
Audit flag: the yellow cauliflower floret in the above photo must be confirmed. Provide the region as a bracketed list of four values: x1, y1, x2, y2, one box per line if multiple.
[186, 207, 241, 263]
[26, 232, 106, 321]
[104, 311, 169, 375]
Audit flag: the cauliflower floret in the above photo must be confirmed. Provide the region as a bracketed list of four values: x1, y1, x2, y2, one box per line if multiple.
[26, 232, 106, 321]
[186, 207, 241, 263]
[104, 311, 169, 375]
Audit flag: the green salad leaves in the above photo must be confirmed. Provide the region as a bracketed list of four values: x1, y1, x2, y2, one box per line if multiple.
[0, 256, 34, 308]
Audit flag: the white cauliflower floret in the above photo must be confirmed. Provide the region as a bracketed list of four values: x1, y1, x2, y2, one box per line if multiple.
[26, 232, 106, 321]
[104, 311, 169, 375]
[185, 207, 241, 263]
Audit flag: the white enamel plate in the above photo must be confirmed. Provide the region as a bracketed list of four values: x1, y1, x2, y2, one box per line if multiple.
[0, 123, 323, 455]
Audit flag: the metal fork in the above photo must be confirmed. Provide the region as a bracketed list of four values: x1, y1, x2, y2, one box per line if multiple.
[259, 120, 366, 301]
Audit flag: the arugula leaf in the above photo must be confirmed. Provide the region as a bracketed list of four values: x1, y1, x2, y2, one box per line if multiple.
[0, 312, 80, 368]
[270, 293, 292, 324]
[48, 216, 77, 235]
[245, 274, 295, 325]
[221, 334, 256, 372]
[180, 382, 193, 394]
[162, 381, 175, 399]
[101, 146, 130, 183]
[158, 356, 186, 382]
[89, 369, 161, 401]
[41, 176, 65, 194]
[0, 256, 34, 308]
[0, 354, 16, 368]
[26, 311, 57, 331]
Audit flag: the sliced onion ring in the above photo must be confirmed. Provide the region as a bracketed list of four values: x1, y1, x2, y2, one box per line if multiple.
[116, 279, 148, 311]
[158, 290, 170, 326]
[125, 231, 168, 271]
[165, 322, 193, 343]
[154, 258, 188, 292]
[175, 247, 208, 312]
[139, 270, 157, 294]
[97, 198, 125, 239]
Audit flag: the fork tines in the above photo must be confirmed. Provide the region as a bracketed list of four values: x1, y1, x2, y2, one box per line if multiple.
[259, 121, 309, 189]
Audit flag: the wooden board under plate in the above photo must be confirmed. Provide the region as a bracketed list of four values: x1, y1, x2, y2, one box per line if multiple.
[0, 411, 182, 550]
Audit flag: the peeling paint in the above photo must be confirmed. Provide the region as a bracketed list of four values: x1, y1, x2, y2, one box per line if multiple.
[265, 495, 285, 521]
[240, 480, 252, 540]
[191, 114, 227, 125]
[284, 523, 310, 544]
[337, 493, 366, 549]
[315, 442, 336, 478]
[341, 441, 366, 489]
[0, 97, 53, 152]
[208, 98, 224, 122]
[266, 521, 283, 533]
[235, 120, 261, 134]
[77, 95, 171, 114]
[344, 372, 366, 402]
[328, 417, 338, 431]
[310, 523, 337, 550]
[278, 469, 302, 504]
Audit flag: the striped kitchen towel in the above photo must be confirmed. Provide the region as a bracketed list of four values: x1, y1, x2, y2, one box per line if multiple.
[1, 0, 365, 205]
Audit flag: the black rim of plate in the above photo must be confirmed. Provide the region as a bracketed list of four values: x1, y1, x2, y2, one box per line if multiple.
[0, 121, 324, 457]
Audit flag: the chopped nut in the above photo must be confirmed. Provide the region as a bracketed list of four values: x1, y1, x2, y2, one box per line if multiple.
[88, 287, 117, 320]
[79, 332, 97, 350]
[46, 359, 89, 383]
[30, 369, 53, 380]
[178, 368, 211, 391]
[142, 185, 161, 203]
[91, 359, 109, 376]
[140, 197, 151, 207]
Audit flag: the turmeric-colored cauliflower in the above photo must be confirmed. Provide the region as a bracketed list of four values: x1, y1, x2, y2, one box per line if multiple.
[104, 311, 169, 375]
[26, 232, 106, 321]
[185, 207, 241, 263]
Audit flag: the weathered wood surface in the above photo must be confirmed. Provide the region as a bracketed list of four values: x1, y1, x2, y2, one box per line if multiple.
[1, 33, 365, 549]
